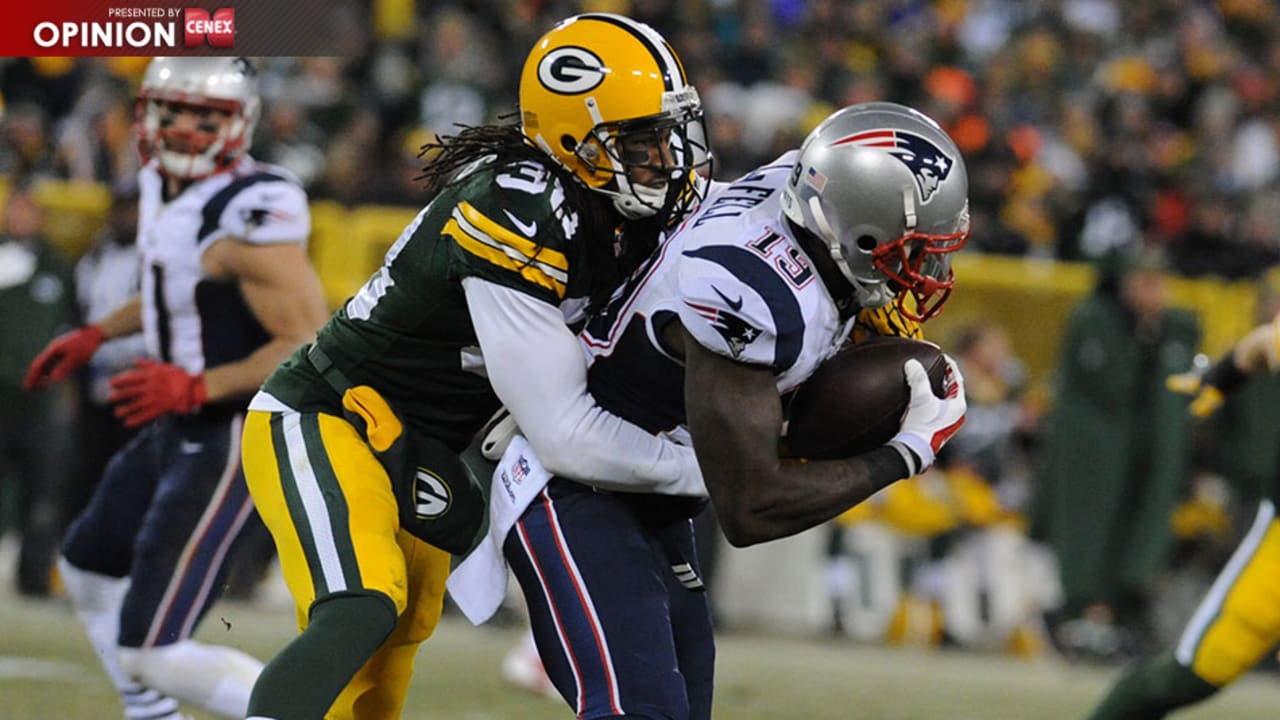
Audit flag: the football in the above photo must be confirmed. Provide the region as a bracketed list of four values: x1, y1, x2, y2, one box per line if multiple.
[784, 337, 948, 460]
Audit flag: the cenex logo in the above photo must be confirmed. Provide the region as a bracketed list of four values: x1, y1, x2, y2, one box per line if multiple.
[184, 8, 235, 48]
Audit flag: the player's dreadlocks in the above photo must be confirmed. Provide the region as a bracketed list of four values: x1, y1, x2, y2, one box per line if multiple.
[416, 121, 663, 314]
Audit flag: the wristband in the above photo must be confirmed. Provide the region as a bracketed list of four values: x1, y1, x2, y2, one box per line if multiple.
[863, 445, 912, 492]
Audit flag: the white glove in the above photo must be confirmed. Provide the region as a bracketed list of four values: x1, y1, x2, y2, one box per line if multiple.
[886, 356, 966, 477]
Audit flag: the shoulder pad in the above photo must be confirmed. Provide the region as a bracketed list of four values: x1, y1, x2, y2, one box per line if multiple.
[678, 243, 806, 371]
[200, 172, 310, 246]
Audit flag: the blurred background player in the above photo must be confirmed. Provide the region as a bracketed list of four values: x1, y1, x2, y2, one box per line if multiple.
[0, 181, 76, 596]
[22, 57, 329, 719]
[1086, 288, 1280, 718]
[457, 101, 971, 719]
[1032, 248, 1201, 659]
[238, 13, 710, 720]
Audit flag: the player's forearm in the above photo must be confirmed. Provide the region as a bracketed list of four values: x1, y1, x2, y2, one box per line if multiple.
[201, 337, 302, 403]
[467, 277, 706, 494]
[524, 398, 706, 496]
[684, 333, 911, 546]
[700, 436, 908, 546]
[97, 297, 143, 339]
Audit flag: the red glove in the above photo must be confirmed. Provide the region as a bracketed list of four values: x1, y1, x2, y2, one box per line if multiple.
[108, 359, 208, 428]
[23, 325, 106, 391]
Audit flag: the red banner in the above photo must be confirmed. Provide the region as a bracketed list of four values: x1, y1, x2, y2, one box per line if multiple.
[0, 0, 339, 56]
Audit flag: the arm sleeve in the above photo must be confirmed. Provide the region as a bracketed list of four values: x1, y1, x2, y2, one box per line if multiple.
[463, 276, 705, 496]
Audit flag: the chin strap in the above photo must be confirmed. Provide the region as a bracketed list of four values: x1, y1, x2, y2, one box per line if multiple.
[613, 182, 666, 219]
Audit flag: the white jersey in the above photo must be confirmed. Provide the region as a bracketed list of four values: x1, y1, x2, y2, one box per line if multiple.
[136, 157, 309, 381]
[579, 151, 855, 438]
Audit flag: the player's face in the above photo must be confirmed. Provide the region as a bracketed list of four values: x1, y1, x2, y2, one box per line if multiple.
[156, 101, 232, 155]
[617, 128, 675, 189]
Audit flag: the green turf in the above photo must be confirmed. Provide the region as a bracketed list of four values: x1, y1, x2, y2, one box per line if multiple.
[1, 592, 1278, 719]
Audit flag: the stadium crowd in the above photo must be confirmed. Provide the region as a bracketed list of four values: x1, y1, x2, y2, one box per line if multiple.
[2, 0, 1280, 672]
[3, 0, 1280, 277]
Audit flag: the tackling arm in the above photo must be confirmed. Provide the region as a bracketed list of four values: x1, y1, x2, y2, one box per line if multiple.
[464, 277, 704, 495]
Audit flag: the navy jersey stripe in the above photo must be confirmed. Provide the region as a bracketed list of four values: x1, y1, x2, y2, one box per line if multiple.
[197, 171, 286, 243]
[683, 245, 804, 371]
[151, 263, 173, 362]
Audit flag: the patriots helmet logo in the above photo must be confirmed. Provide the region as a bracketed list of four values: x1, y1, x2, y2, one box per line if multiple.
[829, 129, 954, 203]
[687, 300, 762, 358]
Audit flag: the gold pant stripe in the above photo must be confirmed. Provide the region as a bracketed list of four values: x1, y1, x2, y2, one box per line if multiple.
[1176, 500, 1280, 685]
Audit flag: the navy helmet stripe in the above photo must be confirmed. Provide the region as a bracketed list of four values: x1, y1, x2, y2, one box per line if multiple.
[198, 171, 286, 243]
[683, 245, 804, 371]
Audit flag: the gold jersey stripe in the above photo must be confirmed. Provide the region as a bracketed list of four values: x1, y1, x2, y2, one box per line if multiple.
[448, 207, 569, 284]
[457, 201, 569, 272]
[445, 218, 567, 297]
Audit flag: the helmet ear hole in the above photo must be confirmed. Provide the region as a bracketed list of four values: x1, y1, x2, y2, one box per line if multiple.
[560, 134, 577, 153]
[856, 235, 878, 252]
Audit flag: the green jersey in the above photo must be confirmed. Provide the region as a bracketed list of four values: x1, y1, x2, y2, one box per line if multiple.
[263, 157, 599, 450]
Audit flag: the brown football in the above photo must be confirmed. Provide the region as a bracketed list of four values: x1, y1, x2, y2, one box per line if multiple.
[784, 337, 947, 459]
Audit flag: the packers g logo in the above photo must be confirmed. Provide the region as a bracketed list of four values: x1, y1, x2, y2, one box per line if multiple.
[538, 46, 607, 94]
[414, 468, 451, 519]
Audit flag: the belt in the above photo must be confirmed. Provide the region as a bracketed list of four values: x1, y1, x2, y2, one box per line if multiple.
[307, 343, 355, 397]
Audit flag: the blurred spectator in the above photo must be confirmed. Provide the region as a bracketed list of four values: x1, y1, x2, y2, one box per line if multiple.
[924, 323, 1058, 656]
[0, 182, 77, 596]
[946, 322, 1039, 499]
[51, 77, 139, 185]
[1032, 248, 1201, 660]
[3, 3, 1280, 280]
[0, 104, 57, 180]
[0, 58, 86, 126]
[253, 100, 328, 188]
[66, 179, 145, 525]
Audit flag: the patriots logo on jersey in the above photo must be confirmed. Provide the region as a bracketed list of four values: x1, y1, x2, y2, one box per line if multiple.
[829, 129, 954, 202]
[241, 207, 293, 228]
[687, 299, 762, 358]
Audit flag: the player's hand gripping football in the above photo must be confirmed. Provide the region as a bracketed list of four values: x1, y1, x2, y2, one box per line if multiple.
[108, 359, 207, 428]
[22, 325, 106, 391]
[886, 356, 966, 477]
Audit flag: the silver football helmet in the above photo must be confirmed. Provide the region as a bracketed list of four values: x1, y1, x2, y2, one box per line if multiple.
[780, 102, 969, 321]
[136, 57, 260, 179]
